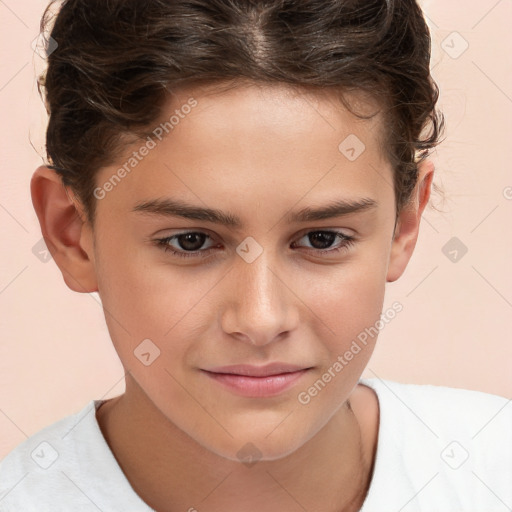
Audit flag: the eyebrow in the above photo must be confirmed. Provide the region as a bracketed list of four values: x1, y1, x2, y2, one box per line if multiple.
[132, 196, 377, 228]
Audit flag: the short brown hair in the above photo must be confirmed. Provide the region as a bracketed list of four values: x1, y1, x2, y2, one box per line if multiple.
[38, 0, 444, 226]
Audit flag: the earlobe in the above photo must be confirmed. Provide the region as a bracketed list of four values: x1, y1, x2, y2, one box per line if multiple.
[30, 165, 98, 293]
[386, 159, 434, 283]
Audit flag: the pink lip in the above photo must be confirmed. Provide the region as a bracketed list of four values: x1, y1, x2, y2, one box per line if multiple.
[201, 363, 312, 397]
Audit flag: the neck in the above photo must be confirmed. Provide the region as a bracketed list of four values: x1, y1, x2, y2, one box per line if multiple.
[97, 378, 373, 512]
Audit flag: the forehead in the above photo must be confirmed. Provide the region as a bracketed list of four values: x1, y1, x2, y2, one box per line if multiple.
[164, 81, 385, 150]
[94, 82, 394, 220]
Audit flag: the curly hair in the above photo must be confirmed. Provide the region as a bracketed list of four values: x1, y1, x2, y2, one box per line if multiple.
[38, 0, 445, 226]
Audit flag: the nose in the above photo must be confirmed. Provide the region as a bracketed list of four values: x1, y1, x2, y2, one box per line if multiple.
[219, 248, 300, 347]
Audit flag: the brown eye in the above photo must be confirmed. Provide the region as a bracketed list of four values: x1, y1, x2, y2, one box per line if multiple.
[292, 230, 355, 255]
[306, 231, 337, 250]
[175, 232, 208, 251]
[155, 231, 217, 259]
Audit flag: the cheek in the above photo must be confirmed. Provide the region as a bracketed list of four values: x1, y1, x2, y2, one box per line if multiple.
[305, 254, 388, 339]
[93, 236, 174, 349]
[94, 237, 221, 369]
[293, 259, 387, 417]
[297, 246, 390, 401]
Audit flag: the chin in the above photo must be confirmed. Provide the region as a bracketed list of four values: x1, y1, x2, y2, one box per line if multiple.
[195, 424, 312, 465]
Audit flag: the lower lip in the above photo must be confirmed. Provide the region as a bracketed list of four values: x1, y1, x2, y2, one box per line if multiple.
[201, 369, 310, 397]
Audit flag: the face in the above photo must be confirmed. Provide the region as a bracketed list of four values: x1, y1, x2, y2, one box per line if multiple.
[84, 82, 399, 461]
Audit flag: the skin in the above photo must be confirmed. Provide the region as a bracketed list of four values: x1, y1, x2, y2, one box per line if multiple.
[31, 81, 433, 512]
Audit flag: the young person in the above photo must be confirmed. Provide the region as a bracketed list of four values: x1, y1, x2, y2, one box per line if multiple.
[1, 0, 510, 511]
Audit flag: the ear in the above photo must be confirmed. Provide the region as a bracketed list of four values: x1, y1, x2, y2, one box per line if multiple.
[30, 165, 98, 293]
[386, 159, 435, 283]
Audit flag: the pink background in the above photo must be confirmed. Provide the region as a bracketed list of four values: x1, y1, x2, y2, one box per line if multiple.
[1, 0, 511, 459]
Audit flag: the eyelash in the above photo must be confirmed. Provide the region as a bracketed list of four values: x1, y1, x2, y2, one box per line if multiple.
[153, 230, 356, 259]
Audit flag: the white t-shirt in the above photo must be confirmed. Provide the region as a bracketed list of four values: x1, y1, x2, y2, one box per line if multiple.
[0, 378, 510, 511]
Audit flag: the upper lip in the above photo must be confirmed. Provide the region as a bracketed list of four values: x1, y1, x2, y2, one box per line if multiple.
[203, 363, 311, 377]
